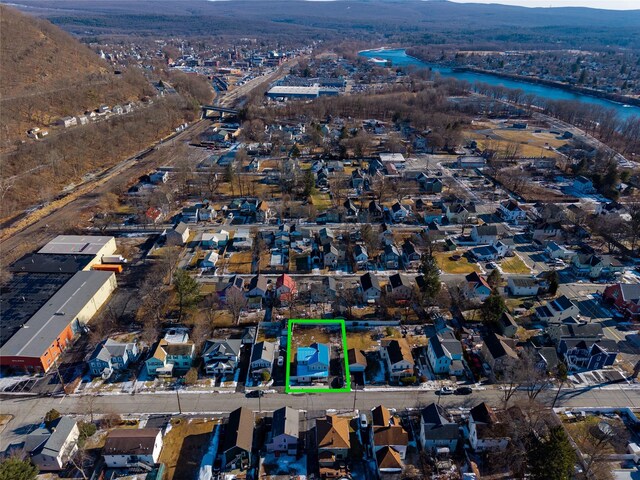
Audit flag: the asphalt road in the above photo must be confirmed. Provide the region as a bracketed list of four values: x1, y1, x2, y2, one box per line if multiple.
[2, 385, 639, 451]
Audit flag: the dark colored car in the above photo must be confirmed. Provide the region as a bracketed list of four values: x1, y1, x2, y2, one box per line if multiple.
[246, 390, 264, 398]
[455, 387, 473, 395]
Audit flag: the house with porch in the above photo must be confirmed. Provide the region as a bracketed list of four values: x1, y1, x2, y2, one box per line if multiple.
[293, 343, 330, 383]
[88, 338, 138, 378]
[202, 339, 242, 376]
[419, 404, 459, 453]
[380, 338, 414, 381]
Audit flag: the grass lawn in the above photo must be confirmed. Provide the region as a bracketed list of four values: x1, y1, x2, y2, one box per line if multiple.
[225, 251, 253, 274]
[310, 192, 332, 211]
[435, 251, 480, 274]
[500, 256, 530, 274]
[563, 415, 630, 455]
[346, 331, 379, 352]
[159, 418, 219, 480]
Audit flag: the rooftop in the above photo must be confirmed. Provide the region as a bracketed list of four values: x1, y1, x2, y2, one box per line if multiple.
[38, 235, 114, 256]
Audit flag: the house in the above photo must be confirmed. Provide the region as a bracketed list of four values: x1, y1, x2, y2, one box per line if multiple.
[322, 243, 340, 269]
[344, 198, 359, 218]
[319, 227, 335, 246]
[532, 220, 563, 242]
[103, 429, 162, 468]
[57, 116, 77, 128]
[416, 174, 443, 194]
[380, 244, 401, 269]
[266, 407, 299, 455]
[419, 403, 460, 453]
[548, 322, 604, 344]
[202, 339, 242, 376]
[316, 415, 351, 477]
[381, 338, 414, 381]
[401, 240, 421, 265]
[25, 417, 79, 471]
[149, 171, 168, 184]
[88, 338, 138, 378]
[456, 156, 486, 168]
[221, 275, 245, 301]
[182, 206, 199, 223]
[388, 273, 414, 300]
[573, 176, 595, 194]
[559, 338, 618, 371]
[201, 230, 229, 248]
[445, 202, 476, 224]
[145, 207, 164, 224]
[360, 272, 382, 302]
[348, 348, 367, 373]
[221, 407, 253, 471]
[353, 245, 369, 267]
[468, 403, 510, 452]
[199, 205, 216, 221]
[311, 277, 338, 303]
[496, 312, 518, 338]
[464, 272, 492, 302]
[368, 201, 384, 220]
[233, 229, 254, 250]
[201, 250, 220, 269]
[166, 222, 190, 246]
[256, 201, 272, 223]
[294, 343, 330, 383]
[507, 276, 539, 297]
[481, 332, 519, 375]
[390, 202, 410, 222]
[275, 274, 297, 302]
[247, 274, 269, 298]
[603, 283, 640, 319]
[535, 295, 580, 323]
[427, 331, 464, 376]
[571, 254, 624, 279]
[145, 339, 195, 377]
[471, 224, 501, 245]
[545, 241, 575, 260]
[371, 405, 408, 468]
[497, 200, 527, 223]
[250, 341, 275, 380]
[470, 244, 501, 262]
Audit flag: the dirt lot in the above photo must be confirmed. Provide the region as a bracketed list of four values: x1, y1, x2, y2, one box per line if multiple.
[159, 417, 219, 480]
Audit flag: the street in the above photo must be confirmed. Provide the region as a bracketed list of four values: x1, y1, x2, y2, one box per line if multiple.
[2, 384, 639, 451]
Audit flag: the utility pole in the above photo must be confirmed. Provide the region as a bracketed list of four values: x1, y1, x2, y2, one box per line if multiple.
[176, 387, 183, 414]
[352, 382, 357, 412]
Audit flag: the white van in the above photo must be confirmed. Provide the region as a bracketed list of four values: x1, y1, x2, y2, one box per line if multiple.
[359, 414, 368, 429]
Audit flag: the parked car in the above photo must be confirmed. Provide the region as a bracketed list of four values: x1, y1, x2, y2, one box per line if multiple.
[246, 390, 264, 398]
[455, 387, 473, 395]
[277, 355, 284, 367]
[486, 262, 498, 270]
[436, 387, 454, 395]
[360, 414, 368, 429]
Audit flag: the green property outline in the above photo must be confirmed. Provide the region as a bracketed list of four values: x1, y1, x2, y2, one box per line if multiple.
[285, 318, 351, 394]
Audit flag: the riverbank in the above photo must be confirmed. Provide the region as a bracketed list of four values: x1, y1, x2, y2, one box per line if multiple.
[453, 66, 640, 109]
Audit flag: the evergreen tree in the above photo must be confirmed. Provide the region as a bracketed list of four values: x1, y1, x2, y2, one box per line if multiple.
[0, 458, 38, 480]
[480, 289, 507, 327]
[419, 252, 441, 301]
[302, 169, 316, 198]
[173, 270, 200, 321]
[548, 270, 560, 295]
[527, 426, 575, 480]
[487, 268, 502, 288]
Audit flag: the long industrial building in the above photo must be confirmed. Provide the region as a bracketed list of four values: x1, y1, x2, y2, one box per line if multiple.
[0, 271, 117, 373]
[266, 85, 340, 100]
[0, 235, 119, 373]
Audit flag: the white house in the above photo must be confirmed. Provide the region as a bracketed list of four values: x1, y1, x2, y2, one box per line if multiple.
[88, 338, 138, 378]
[380, 338, 414, 381]
[266, 406, 299, 455]
[427, 331, 464, 376]
[507, 277, 539, 297]
[166, 222, 190, 246]
[535, 295, 580, 323]
[497, 200, 527, 223]
[26, 417, 79, 471]
[419, 404, 459, 453]
[201, 250, 219, 268]
[360, 273, 382, 302]
[545, 241, 575, 260]
[250, 341, 275, 380]
[102, 429, 163, 468]
[468, 403, 509, 452]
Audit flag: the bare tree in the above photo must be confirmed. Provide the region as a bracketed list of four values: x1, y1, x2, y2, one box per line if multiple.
[226, 288, 247, 326]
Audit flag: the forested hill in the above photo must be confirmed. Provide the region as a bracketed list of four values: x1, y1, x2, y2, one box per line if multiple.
[0, 5, 152, 145]
[10, 0, 640, 50]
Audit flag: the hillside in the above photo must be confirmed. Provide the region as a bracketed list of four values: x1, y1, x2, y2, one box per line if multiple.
[0, 5, 153, 148]
[0, 6, 208, 224]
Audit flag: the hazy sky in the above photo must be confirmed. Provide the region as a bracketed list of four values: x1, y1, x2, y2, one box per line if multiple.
[448, 0, 639, 10]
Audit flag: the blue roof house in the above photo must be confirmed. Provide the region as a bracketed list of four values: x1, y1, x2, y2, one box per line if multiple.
[293, 342, 330, 384]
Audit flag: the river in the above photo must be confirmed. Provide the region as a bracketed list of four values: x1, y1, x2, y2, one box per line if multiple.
[359, 48, 640, 121]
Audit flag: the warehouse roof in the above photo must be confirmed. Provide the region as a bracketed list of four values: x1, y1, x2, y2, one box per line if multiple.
[38, 235, 114, 255]
[10, 253, 94, 274]
[0, 271, 115, 358]
[267, 85, 320, 96]
[0, 273, 72, 348]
